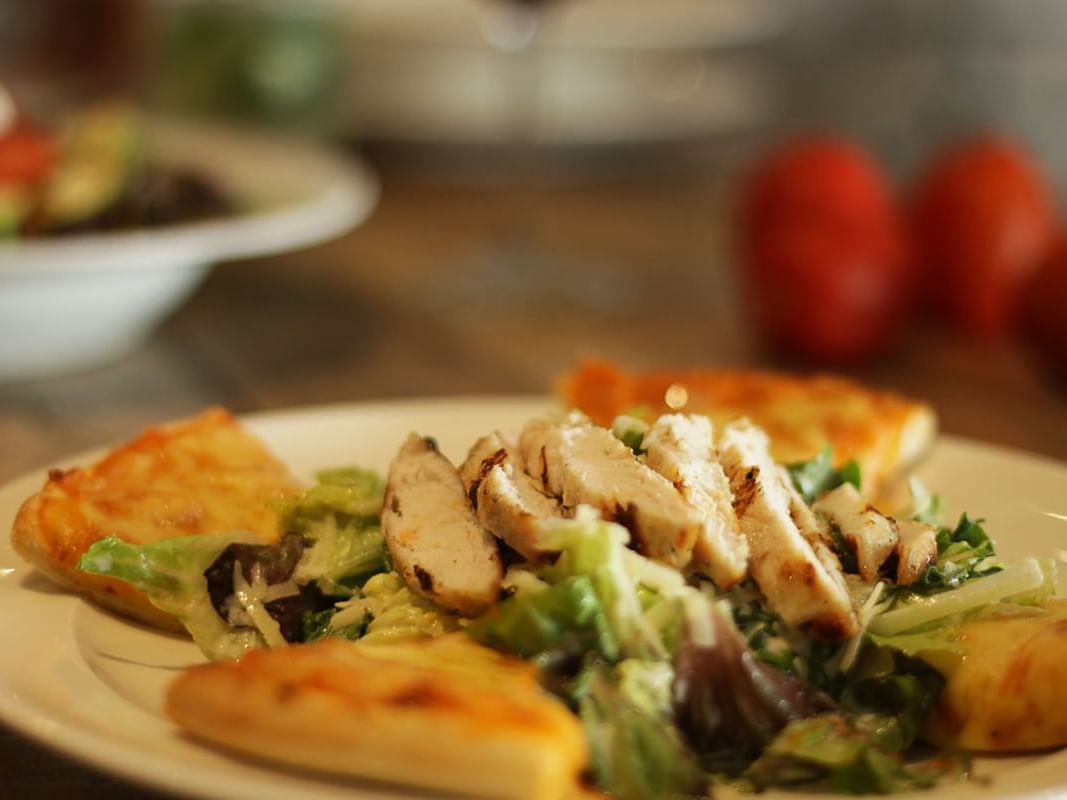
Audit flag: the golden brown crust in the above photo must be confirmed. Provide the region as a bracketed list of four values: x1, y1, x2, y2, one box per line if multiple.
[166, 636, 588, 800]
[557, 358, 937, 500]
[924, 601, 1067, 751]
[10, 407, 299, 630]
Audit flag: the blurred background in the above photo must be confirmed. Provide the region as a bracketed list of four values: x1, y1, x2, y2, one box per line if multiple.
[1, 2, 1067, 795]
[0, 0, 1065, 480]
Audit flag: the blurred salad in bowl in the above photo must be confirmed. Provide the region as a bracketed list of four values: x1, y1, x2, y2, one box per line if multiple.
[0, 93, 232, 240]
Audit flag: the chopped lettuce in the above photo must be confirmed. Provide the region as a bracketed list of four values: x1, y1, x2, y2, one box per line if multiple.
[78, 465, 391, 660]
[673, 593, 834, 773]
[840, 650, 945, 750]
[869, 557, 1055, 637]
[748, 646, 957, 792]
[279, 466, 387, 594]
[302, 606, 368, 643]
[468, 574, 617, 660]
[326, 571, 457, 644]
[575, 663, 706, 800]
[472, 508, 688, 666]
[744, 714, 959, 794]
[79, 532, 264, 660]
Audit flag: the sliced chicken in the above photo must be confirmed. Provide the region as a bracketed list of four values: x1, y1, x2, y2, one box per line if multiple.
[519, 416, 702, 569]
[813, 483, 899, 583]
[778, 465, 853, 603]
[895, 519, 938, 585]
[382, 434, 503, 616]
[642, 414, 749, 587]
[718, 420, 858, 640]
[515, 411, 587, 489]
[458, 432, 564, 562]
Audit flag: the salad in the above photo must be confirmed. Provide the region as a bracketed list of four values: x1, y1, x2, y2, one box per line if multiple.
[78, 410, 1059, 798]
[0, 95, 231, 239]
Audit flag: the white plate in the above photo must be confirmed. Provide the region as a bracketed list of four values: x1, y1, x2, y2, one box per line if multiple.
[1, 396, 1067, 800]
[0, 119, 379, 381]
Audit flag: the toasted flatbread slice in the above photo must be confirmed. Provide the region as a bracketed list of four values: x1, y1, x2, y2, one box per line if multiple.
[166, 635, 588, 800]
[11, 407, 299, 631]
[924, 601, 1067, 751]
[557, 358, 937, 501]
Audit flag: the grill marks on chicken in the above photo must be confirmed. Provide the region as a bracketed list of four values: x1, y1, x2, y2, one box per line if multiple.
[458, 432, 564, 563]
[381, 434, 503, 616]
[813, 483, 900, 583]
[894, 519, 939, 585]
[642, 414, 749, 588]
[518, 416, 704, 569]
[382, 414, 884, 644]
[719, 421, 858, 640]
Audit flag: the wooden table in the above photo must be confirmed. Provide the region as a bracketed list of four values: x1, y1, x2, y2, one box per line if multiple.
[1, 150, 1065, 799]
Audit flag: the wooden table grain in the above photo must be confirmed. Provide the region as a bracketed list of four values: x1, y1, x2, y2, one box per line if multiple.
[0, 152, 1064, 799]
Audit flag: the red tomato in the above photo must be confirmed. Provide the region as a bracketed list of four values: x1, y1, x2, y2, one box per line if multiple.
[1020, 238, 1067, 381]
[739, 136, 913, 363]
[0, 125, 55, 186]
[911, 136, 1056, 338]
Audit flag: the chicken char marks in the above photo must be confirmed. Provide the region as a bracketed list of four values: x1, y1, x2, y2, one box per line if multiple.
[642, 414, 750, 588]
[718, 420, 858, 641]
[381, 434, 503, 616]
[457, 432, 564, 563]
[517, 413, 703, 569]
[383, 414, 863, 643]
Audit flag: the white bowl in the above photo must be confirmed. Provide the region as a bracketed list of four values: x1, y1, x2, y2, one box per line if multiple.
[0, 119, 379, 382]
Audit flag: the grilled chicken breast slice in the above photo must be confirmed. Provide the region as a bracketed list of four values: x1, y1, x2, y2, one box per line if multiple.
[777, 465, 854, 602]
[813, 483, 899, 583]
[895, 519, 938, 585]
[459, 433, 564, 562]
[642, 414, 749, 587]
[718, 420, 858, 640]
[382, 434, 503, 616]
[519, 416, 703, 568]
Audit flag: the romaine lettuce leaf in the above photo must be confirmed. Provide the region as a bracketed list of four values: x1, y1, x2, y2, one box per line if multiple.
[79, 465, 391, 660]
[280, 466, 387, 594]
[869, 557, 1055, 637]
[327, 571, 458, 644]
[473, 508, 688, 666]
[79, 532, 263, 660]
[575, 663, 706, 800]
[467, 574, 617, 660]
[744, 713, 959, 794]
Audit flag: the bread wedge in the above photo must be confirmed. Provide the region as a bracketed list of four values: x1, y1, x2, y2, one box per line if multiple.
[558, 358, 937, 502]
[11, 407, 298, 630]
[166, 635, 588, 800]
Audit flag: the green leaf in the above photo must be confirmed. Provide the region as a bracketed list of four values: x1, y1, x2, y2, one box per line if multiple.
[79, 532, 264, 660]
[787, 447, 862, 505]
[576, 665, 706, 800]
[467, 574, 618, 661]
[745, 714, 957, 794]
[840, 653, 945, 750]
[302, 607, 368, 643]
